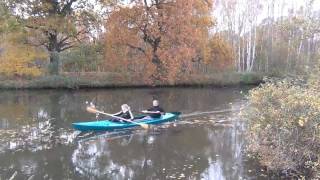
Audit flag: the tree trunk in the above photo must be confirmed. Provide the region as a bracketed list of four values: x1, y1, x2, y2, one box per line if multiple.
[238, 37, 241, 72]
[250, 25, 257, 72]
[246, 29, 252, 72]
[286, 36, 291, 73]
[151, 52, 166, 81]
[49, 51, 60, 75]
[242, 38, 245, 72]
[307, 38, 311, 65]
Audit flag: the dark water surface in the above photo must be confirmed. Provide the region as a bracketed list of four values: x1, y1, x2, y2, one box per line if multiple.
[0, 87, 265, 180]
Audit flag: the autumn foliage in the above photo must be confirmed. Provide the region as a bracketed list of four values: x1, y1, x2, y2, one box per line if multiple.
[205, 36, 234, 69]
[0, 5, 47, 77]
[0, 33, 47, 77]
[104, 0, 233, 83]
[0, 0, 236, 83]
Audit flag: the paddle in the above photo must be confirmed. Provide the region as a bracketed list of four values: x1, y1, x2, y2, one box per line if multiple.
[86, 106, 149, 129]
[141, 110, 162, 114]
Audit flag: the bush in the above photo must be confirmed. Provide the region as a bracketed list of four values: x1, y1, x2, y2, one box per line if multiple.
[244, 75, 320, 178]
[240, 72, 263, 85]
[60, 43, 104, 72]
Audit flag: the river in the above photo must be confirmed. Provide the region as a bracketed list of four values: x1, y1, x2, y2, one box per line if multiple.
[0, 87, 266, 180]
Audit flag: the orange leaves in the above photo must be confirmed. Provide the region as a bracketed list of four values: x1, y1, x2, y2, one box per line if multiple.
[204, 36, 234, 69]
[104, 0, 215, 83]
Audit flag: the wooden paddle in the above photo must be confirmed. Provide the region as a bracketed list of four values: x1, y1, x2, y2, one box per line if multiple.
[86, 106, 149, 129]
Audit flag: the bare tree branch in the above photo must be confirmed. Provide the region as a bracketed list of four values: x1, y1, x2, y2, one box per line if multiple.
[59, 44, 75, 51]
[126, 43, 146, 54]
[61, 0, 77, 15]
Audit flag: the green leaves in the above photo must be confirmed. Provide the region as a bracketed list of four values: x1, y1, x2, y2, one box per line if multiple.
[60, 43, 104, 72]
[0, 2, 21, 34]
[6, 0, 103, 52]
[2, 0, 105, 75]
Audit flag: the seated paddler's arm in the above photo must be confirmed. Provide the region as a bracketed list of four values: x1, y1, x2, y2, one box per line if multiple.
[112, 111, 123, 116]
[129, 110, 134, 120]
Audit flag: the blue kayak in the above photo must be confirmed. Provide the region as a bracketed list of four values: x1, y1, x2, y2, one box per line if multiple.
[72, 112, 181, 131]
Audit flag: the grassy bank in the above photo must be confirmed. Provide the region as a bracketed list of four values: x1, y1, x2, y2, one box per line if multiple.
[0, 72, 264, 89]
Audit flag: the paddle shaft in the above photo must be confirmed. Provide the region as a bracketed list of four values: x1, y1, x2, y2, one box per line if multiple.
[142, 110, 164, 114]
[90, 108, 146, 127]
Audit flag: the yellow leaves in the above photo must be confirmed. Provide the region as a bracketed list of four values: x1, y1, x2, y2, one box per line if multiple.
[245, 78, 320, 133]
[192, 16, 214, 28]
[190, 0, 213, 13]
[246, 77, 320, 177]
[0, 33, 48, 77]
[204, 35, 234, 67]
[252, 123, 262, 132]
[298, 117, 306, 127]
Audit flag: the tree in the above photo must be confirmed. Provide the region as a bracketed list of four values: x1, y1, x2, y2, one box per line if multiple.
[0, 2, 47, 77]
[206, 35, 234, 69]
[0, 36, 48, 77]
[105, 0, 214, 83]
[6, 0, 104, 75]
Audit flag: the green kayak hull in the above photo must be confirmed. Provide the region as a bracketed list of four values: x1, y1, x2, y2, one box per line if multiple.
[72, 112, 181, 131]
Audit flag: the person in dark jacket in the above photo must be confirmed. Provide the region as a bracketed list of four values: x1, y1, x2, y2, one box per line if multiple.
[142, 100, 165, 118]
[112, 104, 134, 122]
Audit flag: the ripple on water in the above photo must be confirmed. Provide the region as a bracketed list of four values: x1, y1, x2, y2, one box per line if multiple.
[0, 119, 78, 153]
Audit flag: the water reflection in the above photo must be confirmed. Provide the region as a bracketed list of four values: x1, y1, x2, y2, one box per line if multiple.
[0, 87, 261, 179]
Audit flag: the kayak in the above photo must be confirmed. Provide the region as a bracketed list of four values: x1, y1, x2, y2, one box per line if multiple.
[72, 112, 181, 131]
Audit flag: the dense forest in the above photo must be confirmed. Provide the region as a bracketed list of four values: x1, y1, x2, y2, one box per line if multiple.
[0, 0, 319, 86]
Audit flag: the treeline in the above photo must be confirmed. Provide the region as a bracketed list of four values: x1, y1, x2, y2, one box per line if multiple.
[1, 0, 319, 85]
[216, 0, 320, 75]
[0, 0, 234, 85]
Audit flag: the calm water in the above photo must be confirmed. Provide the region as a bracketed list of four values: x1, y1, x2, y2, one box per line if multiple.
[0, 87, 265, 180]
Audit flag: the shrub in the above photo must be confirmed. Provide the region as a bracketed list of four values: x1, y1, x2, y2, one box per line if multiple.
[60, 43, 104, 72]
[240, 73, 263, 85]
[244, 75, 320, 178]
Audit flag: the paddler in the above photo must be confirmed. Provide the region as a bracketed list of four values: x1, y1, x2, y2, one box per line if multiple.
[142, 100, 165, 118]
[112, 104, 134, 122]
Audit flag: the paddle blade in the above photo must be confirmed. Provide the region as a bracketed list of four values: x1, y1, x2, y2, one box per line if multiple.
[140, 123, 149, 129]
[86, 106, 98, 114]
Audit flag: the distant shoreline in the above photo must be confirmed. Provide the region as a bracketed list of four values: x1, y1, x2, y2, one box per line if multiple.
[0, 72, 264, 90]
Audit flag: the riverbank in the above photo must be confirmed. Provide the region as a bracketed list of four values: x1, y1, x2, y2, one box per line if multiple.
[0, 72, 264, 89]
